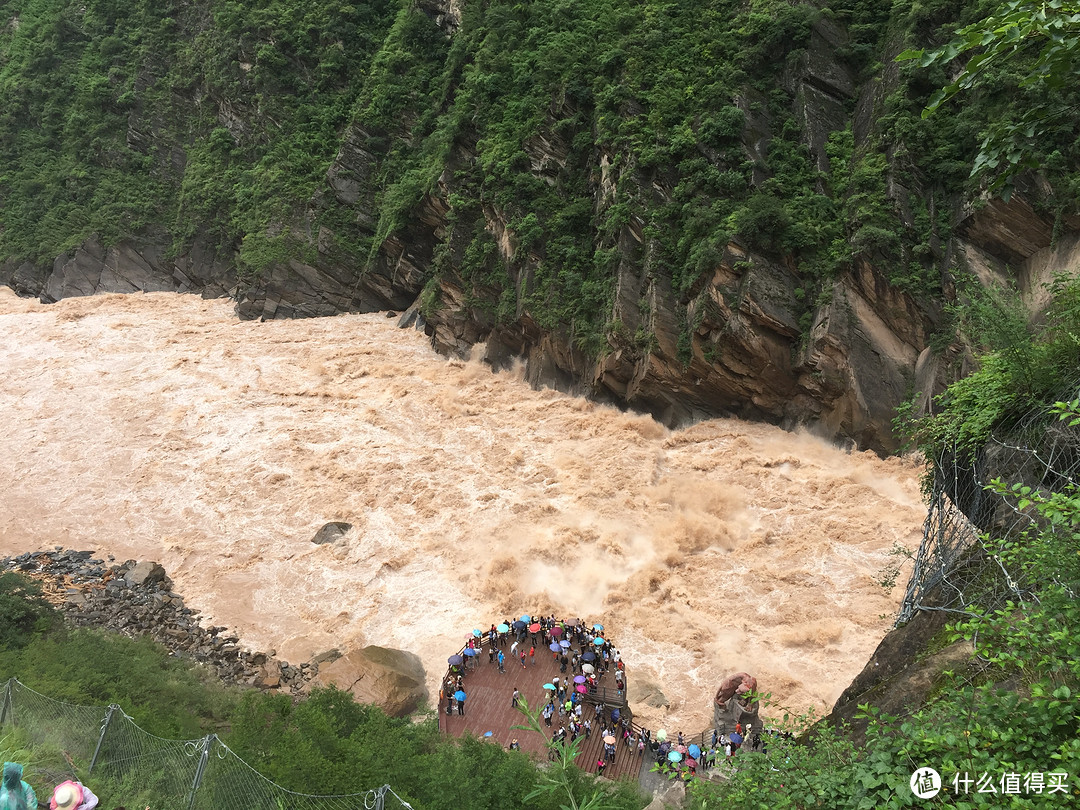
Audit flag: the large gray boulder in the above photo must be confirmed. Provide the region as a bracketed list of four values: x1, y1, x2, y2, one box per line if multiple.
[310, 646, 428, 718]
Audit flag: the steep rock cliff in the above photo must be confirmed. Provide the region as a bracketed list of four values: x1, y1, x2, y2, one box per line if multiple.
[2, 0, 1077, 453]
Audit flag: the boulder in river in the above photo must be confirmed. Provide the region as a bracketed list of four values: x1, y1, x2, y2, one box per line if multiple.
[310, 522, 352, 545]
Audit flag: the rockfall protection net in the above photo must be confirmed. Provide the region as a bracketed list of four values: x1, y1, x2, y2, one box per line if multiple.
[0, 679, 414, 810]
[897, 377, 1080, 625]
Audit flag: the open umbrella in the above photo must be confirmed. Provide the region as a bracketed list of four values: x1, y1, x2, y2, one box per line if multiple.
[497, 623, 509, 633]
[576, 684, 586, 693]
[729, 732, 743, 745]
[463, 648, 477, 657]
[566, 617, 581, 626]
[529, 622, 540, 632]
[593, 623, 604, 632]
[686, 757, 698, 768]
[668, 750, 683, 763]
[512, 620, 526, 630]
[676, 745, 688, 754]
[448, 654, 464, 665]
[454, 690, 466, 702]
[603, 735, 617, 745]
[483, 731, 493, 738]
[550, 626, 562, 637]
[581, 663, 594, 674]
[573, 675, 586, 684]
[593, 637, 604, 646]
[581, 651, 596, 662]
[543, 683, 556, 691]
[559, 640, 571, 649]
[549, 642, 561, 652]
[472, 628, 482, 638]
[688, 744, 701, 758]
[520, 614, 531, 622]
[656, 729, 668, 742]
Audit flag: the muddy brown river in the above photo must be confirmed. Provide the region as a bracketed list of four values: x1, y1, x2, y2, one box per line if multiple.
[0, 288, 925, 731]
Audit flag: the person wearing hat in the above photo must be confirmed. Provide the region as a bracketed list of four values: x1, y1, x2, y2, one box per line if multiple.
[50, 780, 98, 810]
[0, 762, 36, 810]
[508, 738, 520, 751]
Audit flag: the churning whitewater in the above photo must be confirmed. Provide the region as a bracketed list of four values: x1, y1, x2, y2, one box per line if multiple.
[0, 289, 924, 731]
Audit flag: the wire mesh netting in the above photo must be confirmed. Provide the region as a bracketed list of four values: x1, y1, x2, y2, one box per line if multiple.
[897, 378, 1080, 625]
[0, 680, 412, 809]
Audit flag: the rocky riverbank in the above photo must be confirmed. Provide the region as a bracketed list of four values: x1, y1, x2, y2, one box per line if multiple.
[2, 548, 328, 694]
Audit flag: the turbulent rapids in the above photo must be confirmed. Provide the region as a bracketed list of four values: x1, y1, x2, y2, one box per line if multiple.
[0, 288, 925, 731]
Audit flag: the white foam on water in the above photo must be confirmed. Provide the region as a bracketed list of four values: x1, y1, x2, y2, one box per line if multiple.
[0, 288, 925, 730]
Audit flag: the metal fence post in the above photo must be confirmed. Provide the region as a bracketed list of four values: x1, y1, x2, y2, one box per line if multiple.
[186, 734, 215, 810]
[0, 679, 13, 726]
[89, 704, 118, 774]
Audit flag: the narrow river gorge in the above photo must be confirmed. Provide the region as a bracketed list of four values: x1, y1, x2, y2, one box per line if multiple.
[0, 288, 925, 732]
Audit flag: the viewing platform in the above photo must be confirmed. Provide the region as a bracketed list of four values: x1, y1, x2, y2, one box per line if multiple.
[437, 628, 645, 782]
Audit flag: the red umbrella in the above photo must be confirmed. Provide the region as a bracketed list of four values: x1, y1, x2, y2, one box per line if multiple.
[529, 622, 540, 632]
[550, 626, 562, 637]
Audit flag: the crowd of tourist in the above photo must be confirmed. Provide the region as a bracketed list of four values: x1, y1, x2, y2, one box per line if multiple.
[440, 614, 790, 782]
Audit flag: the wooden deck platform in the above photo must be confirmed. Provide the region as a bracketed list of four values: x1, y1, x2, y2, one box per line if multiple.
[437, 639, 646, 782]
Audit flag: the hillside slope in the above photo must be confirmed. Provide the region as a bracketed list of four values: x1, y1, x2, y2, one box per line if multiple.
[2, 0, 1078, 450]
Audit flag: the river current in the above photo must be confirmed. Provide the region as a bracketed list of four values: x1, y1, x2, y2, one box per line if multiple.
[0, 288, 925, 731]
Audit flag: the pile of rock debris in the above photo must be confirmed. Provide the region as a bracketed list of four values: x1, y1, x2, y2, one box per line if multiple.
[1, 548, 340, 695]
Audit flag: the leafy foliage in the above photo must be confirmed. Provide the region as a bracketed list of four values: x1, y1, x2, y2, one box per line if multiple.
[0, 574, 58, 651]
[899, 1, 1080, 197]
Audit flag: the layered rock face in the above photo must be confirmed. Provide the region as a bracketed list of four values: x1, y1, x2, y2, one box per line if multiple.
[1, 4, 1073, 454]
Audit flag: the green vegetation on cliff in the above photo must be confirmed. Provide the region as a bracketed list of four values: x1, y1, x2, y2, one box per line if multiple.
[0, 578, 646, 809]
[4, 0, 1077, 355]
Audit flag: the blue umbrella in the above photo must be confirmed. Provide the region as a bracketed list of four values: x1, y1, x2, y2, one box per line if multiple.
[454, 690, 466, 702]
[512, 620, 526, 630]
[593, 637, 604, 646]
[543, 683, 556, 690]
[668, 750, 682, 763]
[688, 744, 701, 758]
[729, 732, 743, 745]
[448, 654, 464, 665]
[463, 648, 477, 657]
[483, 731, 493, 737]
[559, 640, 570, 648]
[582, 651, 596, 661]
[472, 628, 482, 638]
[593, 623, 604, 632]
[497, 623, 509, 633]
[520, 614, 531, 622]
[549, 642, 561, 652]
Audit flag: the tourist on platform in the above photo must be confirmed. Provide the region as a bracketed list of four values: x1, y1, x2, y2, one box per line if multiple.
[596, 758, 606, 776]
[509, 739, 520, 751]
[543, 702, 554, 726]
[511, 688, 520, 708]
[497, 650, 505, 673]
[456, 690, 466, 715]
[584, 718, 592, 739]
[529, 645, 536, 666]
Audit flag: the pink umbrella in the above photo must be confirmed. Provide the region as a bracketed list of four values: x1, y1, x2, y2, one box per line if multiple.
[576, 684, 586, 693]
[550, 626, 562, 637]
